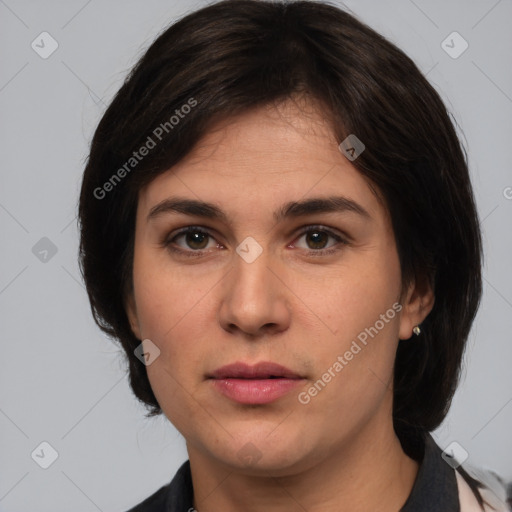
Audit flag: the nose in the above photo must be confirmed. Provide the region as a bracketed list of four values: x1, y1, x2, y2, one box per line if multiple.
[218, 250, 291, 337]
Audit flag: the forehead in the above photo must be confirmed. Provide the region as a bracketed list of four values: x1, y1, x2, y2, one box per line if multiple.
[169, 98, 341, 176]
[137, 99, 385, 223]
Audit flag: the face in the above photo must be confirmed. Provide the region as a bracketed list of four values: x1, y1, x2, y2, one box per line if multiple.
[126, 98, 431, 475]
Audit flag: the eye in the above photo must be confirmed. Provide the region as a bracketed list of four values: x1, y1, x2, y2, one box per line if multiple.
[291, 226, 347, 254]
[164, 226, 221, 255]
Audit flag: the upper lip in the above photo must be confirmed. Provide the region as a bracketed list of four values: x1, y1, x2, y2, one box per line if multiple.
[208, 361, 303, 380]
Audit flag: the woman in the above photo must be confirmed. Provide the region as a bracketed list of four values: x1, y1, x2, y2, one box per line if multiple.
[78, 1, 509, 510]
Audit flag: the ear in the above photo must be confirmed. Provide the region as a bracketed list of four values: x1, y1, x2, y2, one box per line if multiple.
[398, 274, 435, 340]
[124, 292, 142, 340]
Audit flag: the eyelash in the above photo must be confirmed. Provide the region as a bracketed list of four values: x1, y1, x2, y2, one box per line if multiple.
[162, 225, 348, 258]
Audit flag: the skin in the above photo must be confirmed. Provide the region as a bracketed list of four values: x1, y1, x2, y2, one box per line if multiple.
[126, 97, 435, 512]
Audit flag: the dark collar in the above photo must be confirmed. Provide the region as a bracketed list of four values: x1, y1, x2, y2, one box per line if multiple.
[128, 434, 459, 511]
[400, 433, 459, 511]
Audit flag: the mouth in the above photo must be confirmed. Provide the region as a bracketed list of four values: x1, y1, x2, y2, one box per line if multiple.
[207, 361, 305, 404]
[208, 361, 303, 380]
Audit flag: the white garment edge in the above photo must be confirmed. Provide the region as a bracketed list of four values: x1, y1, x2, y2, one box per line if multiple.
[456, 470, 509, 512]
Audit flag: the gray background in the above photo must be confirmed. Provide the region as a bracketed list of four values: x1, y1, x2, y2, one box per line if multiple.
[0, 0, 511, 510]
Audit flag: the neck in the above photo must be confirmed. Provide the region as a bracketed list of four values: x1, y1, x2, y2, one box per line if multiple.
[187, 417, 420, 512]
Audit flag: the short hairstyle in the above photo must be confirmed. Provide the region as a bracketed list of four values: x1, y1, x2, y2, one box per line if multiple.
[79, 0, 482, 460]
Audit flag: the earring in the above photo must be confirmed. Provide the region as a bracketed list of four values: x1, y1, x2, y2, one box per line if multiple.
[412, 325, 421, 336]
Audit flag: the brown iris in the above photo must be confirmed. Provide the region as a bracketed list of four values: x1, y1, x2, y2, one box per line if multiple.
[305, 230, 329, 249]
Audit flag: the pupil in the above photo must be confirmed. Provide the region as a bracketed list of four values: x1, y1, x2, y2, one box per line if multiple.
[307, 231, 327, 249]
[187, 231, 208, 249]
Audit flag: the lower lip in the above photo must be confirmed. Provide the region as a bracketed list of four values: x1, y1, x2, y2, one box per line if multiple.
[210, 378, 304, 404]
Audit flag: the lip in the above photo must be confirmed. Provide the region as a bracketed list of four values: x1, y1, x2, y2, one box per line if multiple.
[208, 361, 305, 405]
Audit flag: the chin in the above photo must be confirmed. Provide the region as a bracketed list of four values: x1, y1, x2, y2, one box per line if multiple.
[208, 430, 319, 476]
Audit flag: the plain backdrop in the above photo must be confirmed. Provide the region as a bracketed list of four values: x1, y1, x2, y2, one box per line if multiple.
[1, 0, 511, 510]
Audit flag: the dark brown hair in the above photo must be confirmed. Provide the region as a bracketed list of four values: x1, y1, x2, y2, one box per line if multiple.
[78, 0, 485, 503]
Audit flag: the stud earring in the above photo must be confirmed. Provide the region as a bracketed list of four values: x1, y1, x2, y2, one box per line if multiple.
[412, 325, 421, 336]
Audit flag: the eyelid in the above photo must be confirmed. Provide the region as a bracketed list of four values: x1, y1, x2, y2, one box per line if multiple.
[291, 224, 348, 241]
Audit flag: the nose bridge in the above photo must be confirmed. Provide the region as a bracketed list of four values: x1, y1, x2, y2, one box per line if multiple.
[218, 242, 290, 335]
[231, 234, 272, 296]
[233, 250, 270, 300]
[230, 241, 275, 308]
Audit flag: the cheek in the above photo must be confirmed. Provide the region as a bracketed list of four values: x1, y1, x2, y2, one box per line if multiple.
[294, 246, 402, 344]
[294, 251, 402, 412]
[131, 241, 217, 339]
[135, 273, 216, 432]
[297, 308, 400, 439]
[130, 250, 203, 409]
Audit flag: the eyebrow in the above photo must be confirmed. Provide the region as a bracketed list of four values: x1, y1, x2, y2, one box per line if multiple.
[147, 196, 371, 223]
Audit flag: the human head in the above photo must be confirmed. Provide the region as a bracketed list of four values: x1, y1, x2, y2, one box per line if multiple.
[78, 0, 482, 459]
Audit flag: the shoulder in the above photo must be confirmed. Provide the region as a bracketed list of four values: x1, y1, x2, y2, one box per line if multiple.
[455, 468, 510, 512]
